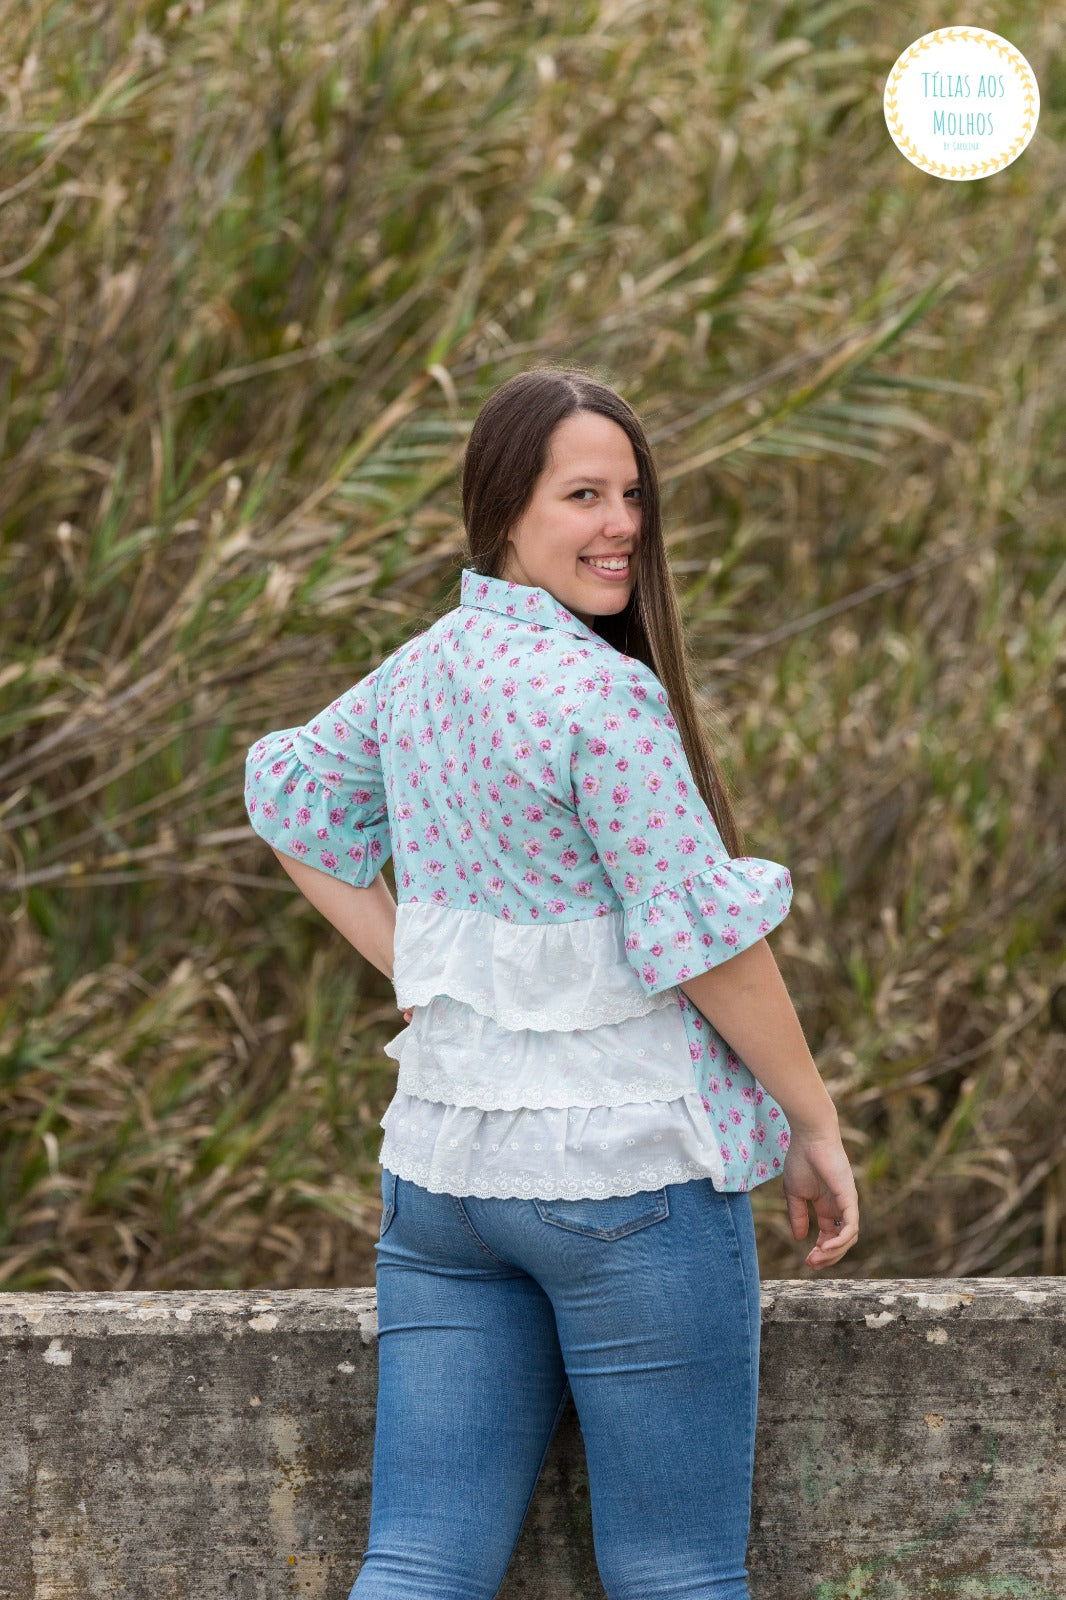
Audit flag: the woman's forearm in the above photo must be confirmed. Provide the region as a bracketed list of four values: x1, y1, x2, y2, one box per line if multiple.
[270, 849, 398, 983]
[679, 939, 838, 1136]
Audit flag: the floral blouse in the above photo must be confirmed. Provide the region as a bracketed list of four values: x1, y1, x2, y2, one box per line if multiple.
[244, 567, 794, 1199]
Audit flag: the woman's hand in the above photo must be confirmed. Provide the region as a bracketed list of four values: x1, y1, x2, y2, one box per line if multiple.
[782, 1126, 859, 1271]
[401, 1007, 413, 1024]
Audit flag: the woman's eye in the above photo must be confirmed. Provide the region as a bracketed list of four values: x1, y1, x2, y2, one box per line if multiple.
[569, 487, 641, 501]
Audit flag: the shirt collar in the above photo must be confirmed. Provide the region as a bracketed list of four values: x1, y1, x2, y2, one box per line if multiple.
[460, 567, 601, 642]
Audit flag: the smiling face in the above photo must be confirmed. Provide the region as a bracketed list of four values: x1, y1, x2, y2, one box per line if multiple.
[498, 411, 642, 627]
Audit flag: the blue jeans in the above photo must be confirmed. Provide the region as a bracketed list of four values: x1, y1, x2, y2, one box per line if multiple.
[348, 1170, 761, 1600]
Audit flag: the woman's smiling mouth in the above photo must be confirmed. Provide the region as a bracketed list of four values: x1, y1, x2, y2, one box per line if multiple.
[580, 555, 630, 575]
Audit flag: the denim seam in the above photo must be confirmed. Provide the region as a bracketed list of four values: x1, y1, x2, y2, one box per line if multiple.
[721, 1193, 759, 1483]
[378, 1170, 397, 1239]
[451, 1196, 515, 1265]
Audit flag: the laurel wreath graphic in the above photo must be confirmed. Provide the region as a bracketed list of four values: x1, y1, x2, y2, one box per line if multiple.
[883, 27, 1037, 179]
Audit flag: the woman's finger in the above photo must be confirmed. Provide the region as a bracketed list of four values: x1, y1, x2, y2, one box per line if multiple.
[805, 1215, 860, 1268]
[785, 1190, 811, 1242]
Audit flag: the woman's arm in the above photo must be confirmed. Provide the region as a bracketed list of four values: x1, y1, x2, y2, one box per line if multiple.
[680, 939, 859, 1271]
[271, 849, 399, 983]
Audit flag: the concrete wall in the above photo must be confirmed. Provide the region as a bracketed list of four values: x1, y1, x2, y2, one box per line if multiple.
[1, 1279, 1063, 1599]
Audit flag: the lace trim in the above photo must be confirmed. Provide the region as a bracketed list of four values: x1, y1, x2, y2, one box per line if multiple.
[382, 992, 695, 1109]
[377, 1089, 728, 1200]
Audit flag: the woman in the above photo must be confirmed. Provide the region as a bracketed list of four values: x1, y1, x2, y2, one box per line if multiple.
[244, 368, 859, 1600]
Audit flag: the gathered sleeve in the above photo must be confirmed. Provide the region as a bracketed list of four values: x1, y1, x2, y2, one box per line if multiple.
[566, 667, 792, 997]
[244, 664, 391, 889]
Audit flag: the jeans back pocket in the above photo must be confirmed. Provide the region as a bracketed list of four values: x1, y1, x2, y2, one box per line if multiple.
[533, 1186, 670, 1240]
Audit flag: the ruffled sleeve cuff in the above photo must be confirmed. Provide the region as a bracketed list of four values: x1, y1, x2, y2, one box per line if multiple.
[244, 728, 390, 888]
[623, 857, 792, 997]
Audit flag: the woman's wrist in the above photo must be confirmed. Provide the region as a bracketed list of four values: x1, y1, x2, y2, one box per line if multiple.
[783, 1092, 840, 1142]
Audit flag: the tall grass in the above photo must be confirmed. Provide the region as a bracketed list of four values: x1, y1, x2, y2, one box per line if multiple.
[1, 0, 1063, 1288]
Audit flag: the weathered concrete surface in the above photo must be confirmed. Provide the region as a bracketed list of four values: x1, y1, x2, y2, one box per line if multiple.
[0, 1279, 1062, 1599]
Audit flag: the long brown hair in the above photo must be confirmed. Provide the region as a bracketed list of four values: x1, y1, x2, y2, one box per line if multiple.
[453, 366, 745, 859]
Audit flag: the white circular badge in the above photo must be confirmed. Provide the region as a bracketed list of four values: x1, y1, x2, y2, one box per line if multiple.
[884, 26, 1039, 180]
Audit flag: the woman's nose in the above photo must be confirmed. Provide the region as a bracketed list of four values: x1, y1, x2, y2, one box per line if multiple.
[601, 497, 639, 534]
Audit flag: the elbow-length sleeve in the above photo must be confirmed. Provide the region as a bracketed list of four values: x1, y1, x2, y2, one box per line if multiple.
[567, 668, 792, 997]
[244, 664, 391, 889]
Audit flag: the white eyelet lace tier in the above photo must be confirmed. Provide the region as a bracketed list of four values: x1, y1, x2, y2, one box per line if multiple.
[380, 903, 729, 1200]
[384, 993, 698, 1109]
[378, 1090, 726, 1201]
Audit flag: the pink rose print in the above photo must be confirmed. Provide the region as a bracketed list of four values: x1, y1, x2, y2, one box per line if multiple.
[245, 569, 793, 1197]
